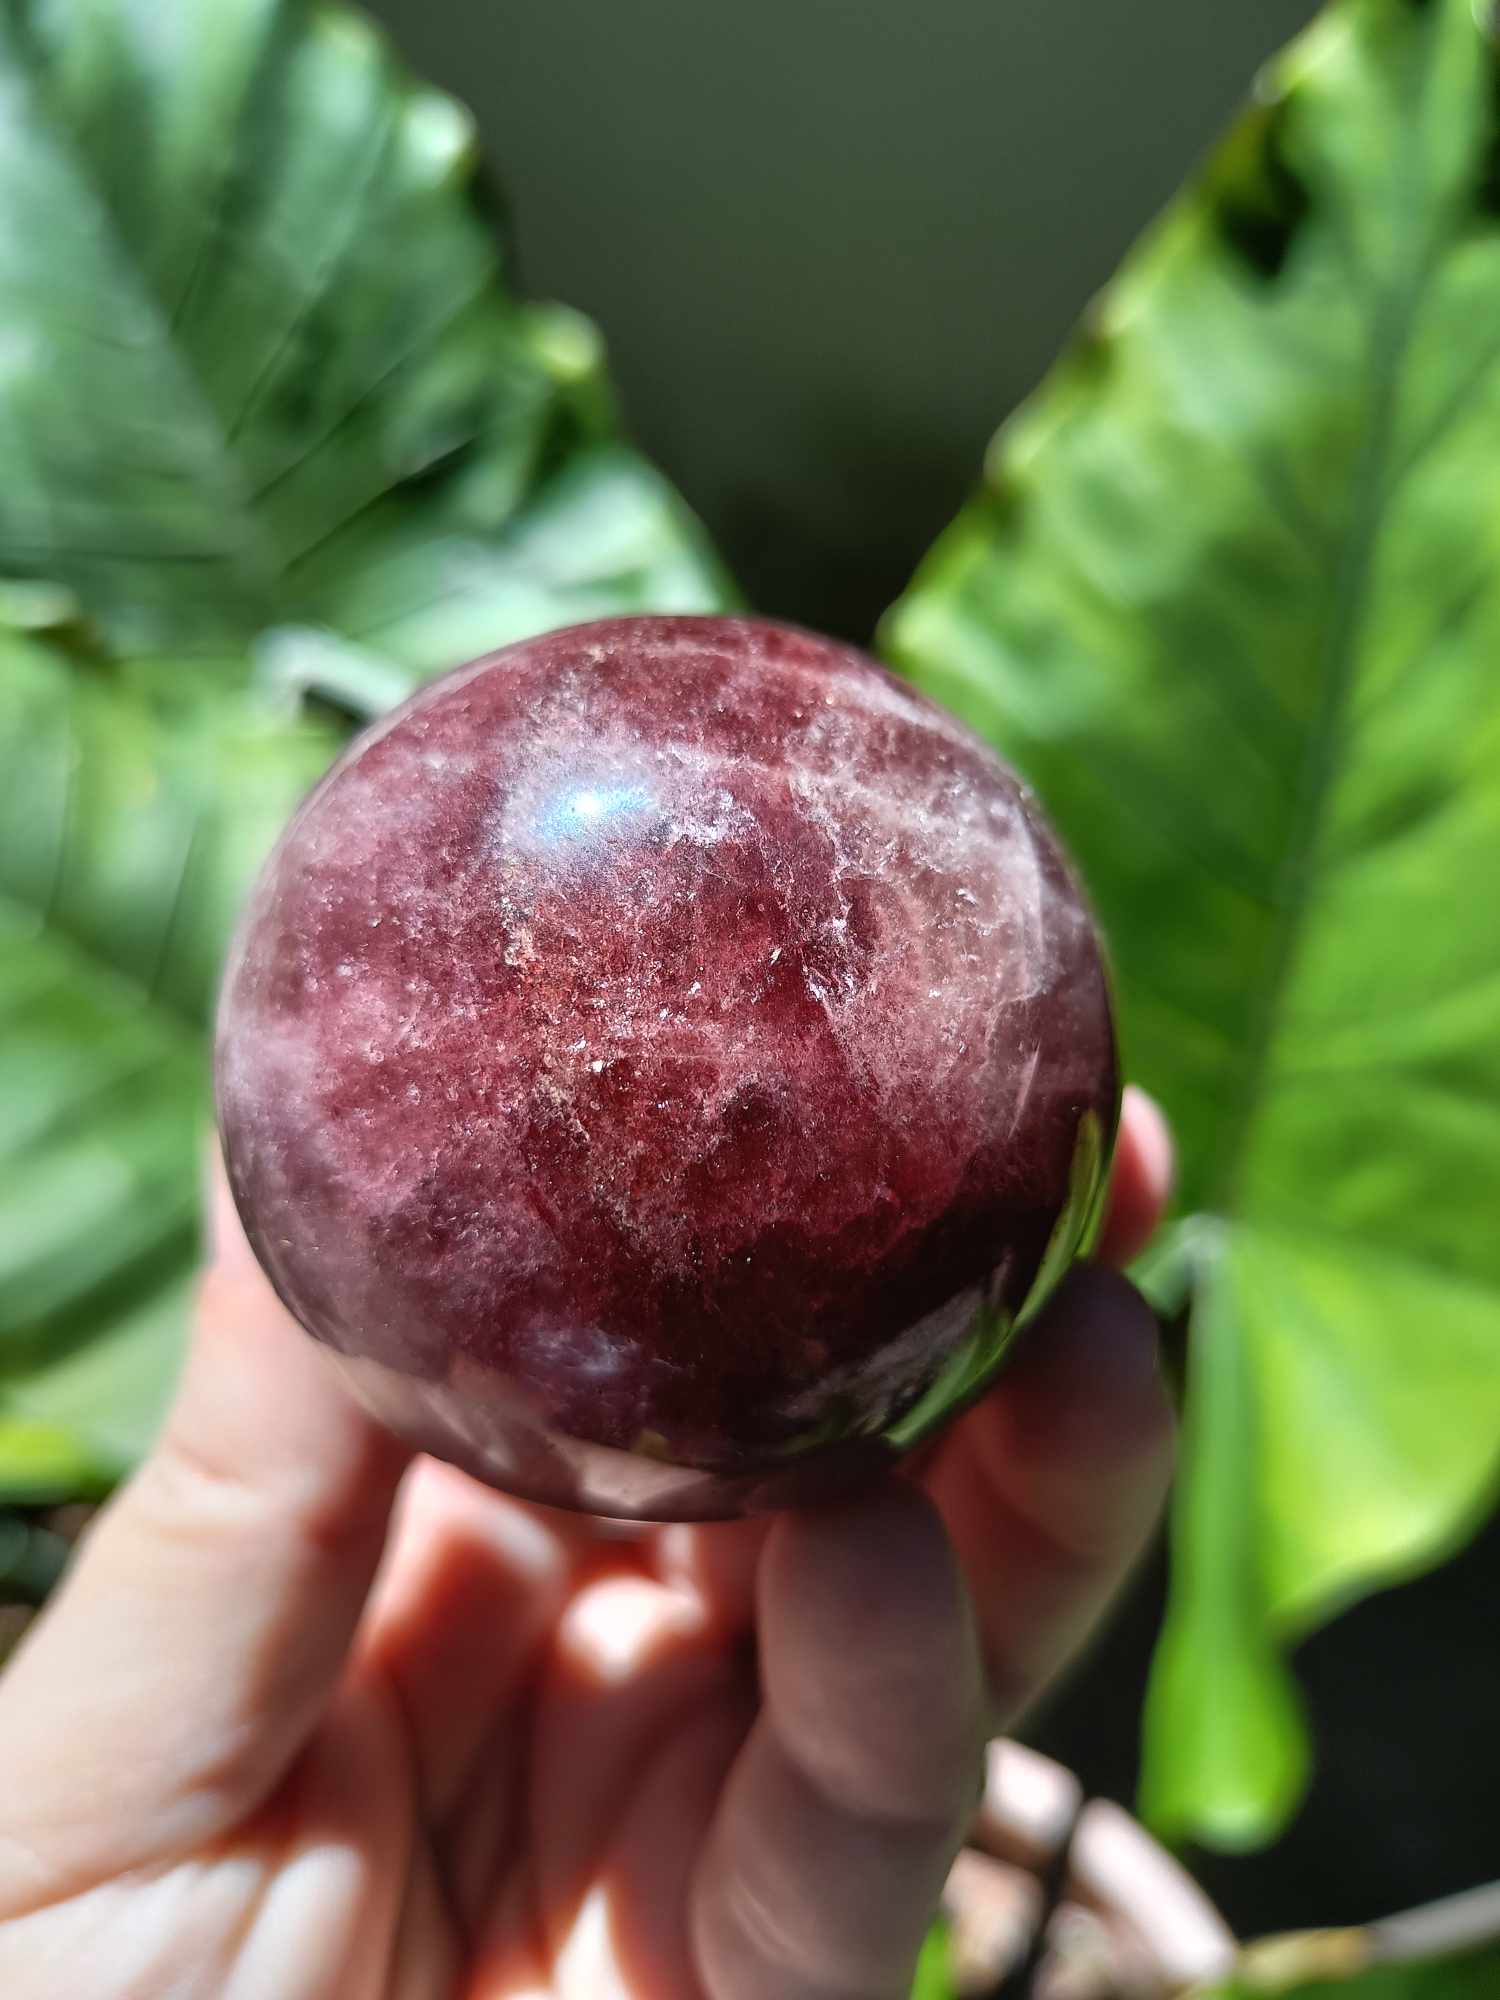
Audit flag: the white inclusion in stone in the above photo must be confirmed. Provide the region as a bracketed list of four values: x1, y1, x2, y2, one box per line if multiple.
[562, 1326, 628, 1376]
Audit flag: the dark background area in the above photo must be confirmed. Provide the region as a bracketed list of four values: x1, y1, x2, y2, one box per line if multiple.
[1030, 1514, 1500, 1937]
[370, 0, 1319, 643]
[365, 0, 1500, 1941]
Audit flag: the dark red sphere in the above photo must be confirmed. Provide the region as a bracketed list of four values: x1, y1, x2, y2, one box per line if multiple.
[216, 617, 1116, 1518]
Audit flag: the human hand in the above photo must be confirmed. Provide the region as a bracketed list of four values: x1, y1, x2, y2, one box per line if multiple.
[0, 1088, 1174, 2000]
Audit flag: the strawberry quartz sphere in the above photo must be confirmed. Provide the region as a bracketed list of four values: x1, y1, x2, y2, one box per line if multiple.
[216, 616, 1117, 1519]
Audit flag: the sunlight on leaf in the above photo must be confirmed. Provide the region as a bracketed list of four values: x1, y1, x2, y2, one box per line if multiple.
[0, 0, 730, 664]
[0, 0, 735, 1498]
[885, 0, 1500, 1845]
[0, 634, 338, 1496]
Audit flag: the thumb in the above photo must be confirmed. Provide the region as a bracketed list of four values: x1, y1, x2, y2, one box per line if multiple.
[0, 1159, 409, 1915]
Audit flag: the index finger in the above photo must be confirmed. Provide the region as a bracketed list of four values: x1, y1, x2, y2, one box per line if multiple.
[925, 1087, 1177, 1724]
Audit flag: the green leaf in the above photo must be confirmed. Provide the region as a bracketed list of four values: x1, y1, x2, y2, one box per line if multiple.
[0, 0, 731, 666]
[0, 633, 341, 1497]
[0, 0, 735, 1503]
[0, 1420, 109, 1500]
[883, 0, 1500, 1846]
[910, 1918, 958, 2000]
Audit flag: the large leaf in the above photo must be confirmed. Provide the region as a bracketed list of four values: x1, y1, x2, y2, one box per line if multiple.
[0, 0, 735, 1499]
[0, 0, 731, 667]
[0, 635, 341, 1495]
[883, 0, 1500, 1846]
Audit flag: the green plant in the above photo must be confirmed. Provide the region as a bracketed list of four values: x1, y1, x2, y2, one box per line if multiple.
[0, 0, 731, 1494]
[886, 0, 1500, 1851]
[2, 0, 1498, 1982]
[1197, 1888, 1500, 1998]
[1205, 1953, 1500, 1999]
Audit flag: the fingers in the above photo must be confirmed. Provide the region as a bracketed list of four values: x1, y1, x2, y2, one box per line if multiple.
[921, 1084, 1176, 1724]
[356, 1459, 573, 1825]
[0, 1164, 409, 1909]
[1095, 1084, 1174, 1269]
[528, 1569, 739, 1973]
[693, 1483, 986, 2000]
[650, 1083, 1175, 1664]
[599, 1695, 751, 1998]
[649, 1517, 770, 1637]
[927, 1263, 1174, 1725]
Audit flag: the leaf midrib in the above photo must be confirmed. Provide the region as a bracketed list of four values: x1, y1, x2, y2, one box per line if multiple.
[12, 13, 454, 621]
[1212, 14, 1451, 1236]
[10, 35, 282, 603]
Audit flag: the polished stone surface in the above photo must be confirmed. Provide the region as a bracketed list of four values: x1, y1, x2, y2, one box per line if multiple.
[217, 617, 1116, 1517]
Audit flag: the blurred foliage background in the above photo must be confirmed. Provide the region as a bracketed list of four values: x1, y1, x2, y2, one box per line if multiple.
[2, 0, 1498, 1978]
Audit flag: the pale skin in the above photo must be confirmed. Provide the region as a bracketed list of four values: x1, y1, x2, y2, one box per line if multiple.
[0, 1088, 1175, 2000]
